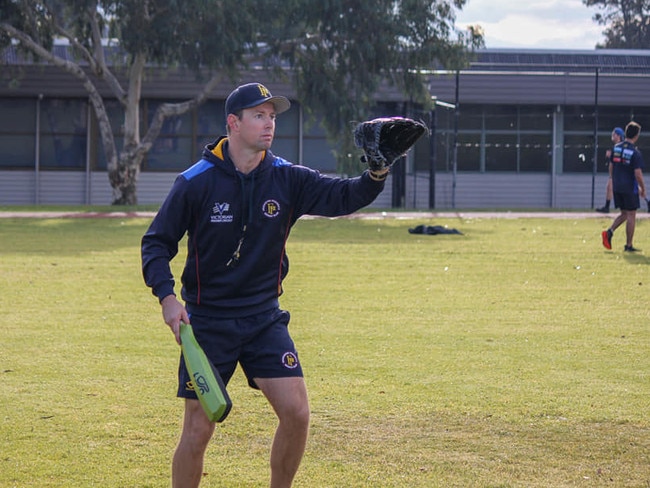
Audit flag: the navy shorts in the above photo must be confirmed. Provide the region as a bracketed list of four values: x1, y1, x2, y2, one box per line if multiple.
[613, 191, 640, 211]
[177, 308, 302, 398]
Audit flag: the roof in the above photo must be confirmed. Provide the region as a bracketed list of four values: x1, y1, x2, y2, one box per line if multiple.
[467, 48, 650, 74]
[4, 43, 650, 74]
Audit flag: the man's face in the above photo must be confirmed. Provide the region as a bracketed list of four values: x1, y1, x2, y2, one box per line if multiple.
[611, 131, 621, 143]
[237, 102, 277, 151]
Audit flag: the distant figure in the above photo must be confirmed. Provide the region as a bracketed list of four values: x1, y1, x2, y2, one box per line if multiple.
[595, 127, 624, 213]
[601, 122, 647, 252]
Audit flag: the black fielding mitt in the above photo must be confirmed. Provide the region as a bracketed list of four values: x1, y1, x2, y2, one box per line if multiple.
[354, 117, 428, 172]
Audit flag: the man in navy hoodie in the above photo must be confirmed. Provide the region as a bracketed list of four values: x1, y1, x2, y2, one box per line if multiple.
[601, 121, 646, 252]
[142, 82, 388, 487]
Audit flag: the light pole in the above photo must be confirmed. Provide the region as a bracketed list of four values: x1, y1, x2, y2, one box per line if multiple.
[429, 96, 456, 210]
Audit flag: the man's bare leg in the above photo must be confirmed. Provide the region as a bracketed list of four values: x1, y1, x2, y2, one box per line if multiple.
[625, 209, 637, 247]
[255, 377, 310, 488]
[610, 212, 627, 233]
[172, 399, 216, 488]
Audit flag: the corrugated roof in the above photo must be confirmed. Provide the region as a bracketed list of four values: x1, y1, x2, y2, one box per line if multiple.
[4, 44, 650, 74]
[469, 48, 650, 74]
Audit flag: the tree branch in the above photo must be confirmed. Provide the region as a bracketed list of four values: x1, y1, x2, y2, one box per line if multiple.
[0, 22, 119, 172]
[138, 71, 225, 157]
[87, 17, 127, 101]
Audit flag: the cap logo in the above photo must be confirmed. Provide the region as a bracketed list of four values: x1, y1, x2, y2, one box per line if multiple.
[258, 84, 271, 98]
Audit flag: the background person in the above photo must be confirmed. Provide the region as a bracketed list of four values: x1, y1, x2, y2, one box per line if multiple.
[596, 127, 625, 213]
[141, 82, 388, 488]
[601, 121, 646, 252]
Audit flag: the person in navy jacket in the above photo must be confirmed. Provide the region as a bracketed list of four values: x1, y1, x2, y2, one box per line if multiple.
[142, 82, 388, 487]
[601, 121, 647, 252]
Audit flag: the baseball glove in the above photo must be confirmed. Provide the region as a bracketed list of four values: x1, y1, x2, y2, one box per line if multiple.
[354, 117, 428, 172]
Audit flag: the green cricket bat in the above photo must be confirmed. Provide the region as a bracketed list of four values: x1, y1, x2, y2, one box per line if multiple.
[179, 322, 232, 423]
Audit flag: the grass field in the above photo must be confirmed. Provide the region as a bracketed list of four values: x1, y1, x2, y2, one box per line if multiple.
[1, 212, 649, 487]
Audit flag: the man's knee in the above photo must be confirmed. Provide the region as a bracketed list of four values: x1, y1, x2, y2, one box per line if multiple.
[277, 393, 310, 431]
[257, 378, 310, 421]
[180, 400, 216, 448]
[286, 401, 310, 430]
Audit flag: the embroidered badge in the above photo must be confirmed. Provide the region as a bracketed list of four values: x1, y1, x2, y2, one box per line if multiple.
[282, 352, 299, 369]
[211, 202, 234, 223]
[263, 199, 281, 218]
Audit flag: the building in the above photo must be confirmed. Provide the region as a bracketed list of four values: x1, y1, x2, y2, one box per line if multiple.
[1, 47, 650, 208]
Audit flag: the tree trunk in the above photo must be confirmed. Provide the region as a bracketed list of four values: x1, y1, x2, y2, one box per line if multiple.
[109, 154, 142, 205]
[109, 52, 145, 205]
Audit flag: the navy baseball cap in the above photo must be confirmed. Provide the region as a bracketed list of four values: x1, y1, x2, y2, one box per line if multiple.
[613, 127, 624, 138]
[225, 83, 290, 117]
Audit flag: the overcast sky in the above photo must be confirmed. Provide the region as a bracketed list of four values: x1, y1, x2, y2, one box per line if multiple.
[455, 0, 606, 50]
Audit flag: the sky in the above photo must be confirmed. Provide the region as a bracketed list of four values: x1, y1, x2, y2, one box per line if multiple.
[455, 0, 606, 50]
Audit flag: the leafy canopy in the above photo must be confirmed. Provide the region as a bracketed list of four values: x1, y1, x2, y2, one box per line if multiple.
[584, 0, 650, 48]
[0, 0, 482, 199]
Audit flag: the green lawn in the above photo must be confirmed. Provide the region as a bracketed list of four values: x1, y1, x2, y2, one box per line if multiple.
[1, 214, 648, 487]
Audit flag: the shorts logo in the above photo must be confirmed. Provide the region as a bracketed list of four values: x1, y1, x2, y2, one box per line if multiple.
[263, 199, 281, 218]
[211, 202, 234, 223]
[282, 352, 299, 369]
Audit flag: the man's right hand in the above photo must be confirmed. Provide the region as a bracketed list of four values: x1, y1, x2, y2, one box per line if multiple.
[160, 295, 190, 345]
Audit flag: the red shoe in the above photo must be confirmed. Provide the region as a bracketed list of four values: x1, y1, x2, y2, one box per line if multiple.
[601, 229, 612, 250]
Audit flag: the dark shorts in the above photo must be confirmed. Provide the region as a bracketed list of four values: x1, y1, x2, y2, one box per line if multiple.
[613, 191, 640, 211]
[177, 308, 302, 398]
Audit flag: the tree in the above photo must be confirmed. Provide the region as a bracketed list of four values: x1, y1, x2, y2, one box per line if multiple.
[0, 0, 482, 204]
[260, 0, 483, 174]
[584, 0, 650, 48]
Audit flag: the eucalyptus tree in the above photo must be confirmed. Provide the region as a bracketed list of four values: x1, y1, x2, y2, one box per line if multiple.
[1, 0, 481, 204]
[584, 0, 650, 48]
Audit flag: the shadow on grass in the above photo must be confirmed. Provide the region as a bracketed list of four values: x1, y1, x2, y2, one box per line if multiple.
[623, 251, 650, 265]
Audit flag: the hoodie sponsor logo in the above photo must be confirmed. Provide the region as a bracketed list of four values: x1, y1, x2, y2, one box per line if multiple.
[211, 202, 234, 223]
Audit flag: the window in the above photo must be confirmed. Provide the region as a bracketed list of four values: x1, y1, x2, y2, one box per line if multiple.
[456, 133, 481, 171]
[39, 98, 88, 169]
[412, 132, 432, 173]
[595, 132, 617, 173]
[0, 98, 36, 168]
[196, 100, 225, 159]
[273, 104, 299, 163]
[520, 134, 552, 172]
[564, 106, 595, 132]
[630, 107, 650, 154]
[434, 130, 455, 172]
[451, 104, 554, 173]
[485, 106, 517, 131]
[302, 111, 336, 171]
[519, 106, 553, 131]
[563, 134, 594, 173]
[431, 107, 456, 172]
[485, 134, 517, 171]
[630, 107, 650, 131]
[458, 105, 482, 131]
[598, 106, 629, 134]
[144, 101, 194, 171]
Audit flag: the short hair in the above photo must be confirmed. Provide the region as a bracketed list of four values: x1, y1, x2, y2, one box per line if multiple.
[625, 121, 641, 139]
[225, 111, 242, 135]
